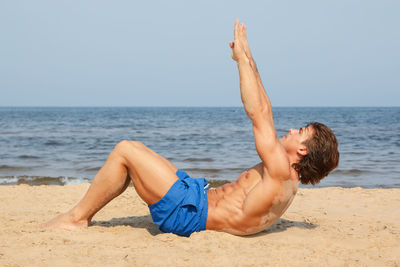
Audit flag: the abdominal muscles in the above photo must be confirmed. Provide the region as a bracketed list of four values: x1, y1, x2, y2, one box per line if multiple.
[208, 171, 297, 236]
[243, 187, 296, 235]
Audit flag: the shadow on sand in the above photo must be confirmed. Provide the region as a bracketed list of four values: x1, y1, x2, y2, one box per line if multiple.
[92, 215, 162, 236]
[244, 218, 319, 237]
[92, 216, 318, 237]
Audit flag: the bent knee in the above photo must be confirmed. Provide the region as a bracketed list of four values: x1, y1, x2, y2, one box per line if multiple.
[114, 140, 144, 153]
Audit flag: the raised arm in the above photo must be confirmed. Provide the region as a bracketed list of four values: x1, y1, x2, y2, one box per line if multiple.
[230, 19, 289, 179]
[230, 23, 264, 96]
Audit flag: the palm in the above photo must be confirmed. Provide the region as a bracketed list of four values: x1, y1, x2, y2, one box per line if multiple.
[230, 19, 253, 62]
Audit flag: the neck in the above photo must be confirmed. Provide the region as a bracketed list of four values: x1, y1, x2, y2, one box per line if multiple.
[288, 153, 301, 167]
[279, 139, 301, 169]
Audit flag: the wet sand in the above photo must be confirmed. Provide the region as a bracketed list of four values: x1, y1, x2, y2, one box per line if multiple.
[0, 184, 399, 266]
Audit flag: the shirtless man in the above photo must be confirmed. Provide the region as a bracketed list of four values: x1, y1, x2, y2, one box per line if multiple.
[42, 19, 339, 236]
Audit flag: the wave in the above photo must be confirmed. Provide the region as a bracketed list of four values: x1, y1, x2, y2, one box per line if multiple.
[331, 169, 367, 175]
[0, 173, 398, 188]
[0, 176, 90, 186]
[18, 155, 40, 159]
[0, 165, 31, 171]
[44, 140, 64, 146]
[0, 131, 22, 135]
[0, 175, 232, 187]
[83, 167, 101, 172]
[184, 168, 221, 173]
[75, 166, 102, 172]
[183, 157, 214, 162]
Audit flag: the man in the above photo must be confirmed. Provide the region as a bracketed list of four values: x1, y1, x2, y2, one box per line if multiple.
[42, 19, 339, 236]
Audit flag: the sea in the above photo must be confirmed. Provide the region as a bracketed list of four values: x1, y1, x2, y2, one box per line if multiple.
[0, 107, 399, 188]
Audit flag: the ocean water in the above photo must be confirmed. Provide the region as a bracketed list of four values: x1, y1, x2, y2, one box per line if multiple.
[0, 107, 399, 188]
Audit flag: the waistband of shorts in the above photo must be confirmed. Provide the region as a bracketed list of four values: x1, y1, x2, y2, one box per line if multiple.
[198, 189, 208, 231]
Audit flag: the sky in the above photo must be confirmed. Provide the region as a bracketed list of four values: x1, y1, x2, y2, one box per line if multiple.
[0, 0, 399, 107]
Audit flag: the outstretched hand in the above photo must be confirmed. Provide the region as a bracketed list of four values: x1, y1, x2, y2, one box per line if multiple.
[230, 19, 253, 62]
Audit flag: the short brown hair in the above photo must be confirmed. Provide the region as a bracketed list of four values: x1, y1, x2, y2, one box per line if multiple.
[293, 122, 339, 185]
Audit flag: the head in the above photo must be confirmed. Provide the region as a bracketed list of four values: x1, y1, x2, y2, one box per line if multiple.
[287, 122, 339, 185]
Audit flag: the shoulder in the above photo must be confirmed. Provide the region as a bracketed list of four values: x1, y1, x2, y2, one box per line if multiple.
[260, 146, 292, 182]
[251, 113, 291, 180]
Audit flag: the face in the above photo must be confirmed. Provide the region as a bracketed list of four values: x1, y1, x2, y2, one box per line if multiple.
[280, 126, 314, 156]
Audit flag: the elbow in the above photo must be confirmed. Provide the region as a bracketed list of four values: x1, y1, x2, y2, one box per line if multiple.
[247, 110, 258, 121]
[246, 107, 258, 121]
[247, 105, 272, 122]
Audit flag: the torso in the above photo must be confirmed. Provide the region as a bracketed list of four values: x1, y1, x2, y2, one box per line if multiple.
[206, 162, 298, 235]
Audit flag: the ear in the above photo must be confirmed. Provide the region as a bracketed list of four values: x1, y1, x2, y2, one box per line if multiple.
[297, 145, 308, 157]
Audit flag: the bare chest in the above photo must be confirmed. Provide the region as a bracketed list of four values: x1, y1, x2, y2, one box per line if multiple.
[208, 166, 262, 205]
[206, 166, 264, 226]
[206, 164, 298, 234]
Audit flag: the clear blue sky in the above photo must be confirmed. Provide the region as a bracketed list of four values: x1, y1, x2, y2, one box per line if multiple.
[1, 0, 399, 106]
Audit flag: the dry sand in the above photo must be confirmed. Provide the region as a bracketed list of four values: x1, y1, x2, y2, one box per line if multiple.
[0, 184, 399, 266]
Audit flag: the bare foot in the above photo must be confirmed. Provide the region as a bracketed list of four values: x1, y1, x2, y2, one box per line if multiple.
[39, 212, 90, 231]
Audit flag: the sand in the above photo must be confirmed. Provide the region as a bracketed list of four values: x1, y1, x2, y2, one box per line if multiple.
[0, 184, 399, 266]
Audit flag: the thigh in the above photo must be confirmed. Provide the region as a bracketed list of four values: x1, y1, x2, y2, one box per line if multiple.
[117, 141, 179, 205]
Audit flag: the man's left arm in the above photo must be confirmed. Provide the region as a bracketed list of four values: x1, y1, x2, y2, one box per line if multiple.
[231, 20, 289, 179]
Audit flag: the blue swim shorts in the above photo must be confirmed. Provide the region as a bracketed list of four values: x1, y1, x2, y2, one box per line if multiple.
[148, 169, 209, 237]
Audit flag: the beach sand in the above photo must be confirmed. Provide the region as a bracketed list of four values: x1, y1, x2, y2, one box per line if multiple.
[0, 184, 399, 266]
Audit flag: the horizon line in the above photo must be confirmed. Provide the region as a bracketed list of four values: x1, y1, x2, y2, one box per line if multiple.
[0, 105, 399, 108]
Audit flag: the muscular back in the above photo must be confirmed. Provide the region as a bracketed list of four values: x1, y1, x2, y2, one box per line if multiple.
[206, 163, 298, 235]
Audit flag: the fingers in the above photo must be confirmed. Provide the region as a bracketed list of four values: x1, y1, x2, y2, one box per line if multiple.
[238, 23, 252, 59]
[239, 23, 248, 40]
[232, 19, 252, 60]
[234, 18, 239, 41]
[239, 23, 244, 40]
[235, 19, 247, 42]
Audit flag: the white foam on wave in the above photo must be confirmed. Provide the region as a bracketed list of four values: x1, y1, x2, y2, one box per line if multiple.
[0, 176, 19, 185]
[0, 176, 91, 186]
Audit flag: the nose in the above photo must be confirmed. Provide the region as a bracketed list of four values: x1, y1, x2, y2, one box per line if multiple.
[289, 128, 297, 135]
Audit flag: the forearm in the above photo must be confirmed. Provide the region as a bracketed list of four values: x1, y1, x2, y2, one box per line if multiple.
[237, 57, 272, 120]
[249, 58, 263, 90]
